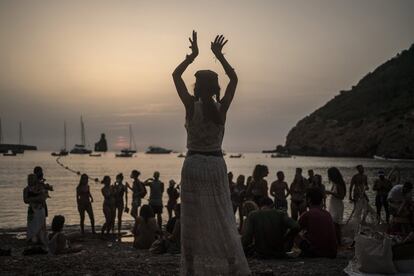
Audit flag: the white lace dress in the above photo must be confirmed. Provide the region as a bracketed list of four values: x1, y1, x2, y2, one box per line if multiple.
[180, 101, 250, 275]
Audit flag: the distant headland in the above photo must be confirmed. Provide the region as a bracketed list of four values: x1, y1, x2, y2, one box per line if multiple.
[284, 44, 414, 159]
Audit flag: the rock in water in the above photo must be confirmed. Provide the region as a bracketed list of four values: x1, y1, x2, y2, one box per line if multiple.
[285, 44, 414, 159]
[94, 133, 108, 152]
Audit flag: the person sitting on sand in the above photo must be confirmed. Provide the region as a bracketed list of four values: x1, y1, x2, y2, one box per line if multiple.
[373, 170, 393, 224]
[388, 182, 413, 234]
[310, 174, 326, 208]
[144, 171, 164, 229]
[325, 167, 346, 246]
[166, 179, 180, 221]
[113, 173, 128, 236]
[242, 197, 300, 259]
[290, 168, 309, 220]
[166, 203, 181, 254]
[231, 174, 247, 229]
[297, 188, 337, 258]
[246, 165, 269, 205]
[132, 204, 161, 249]
[240, 200, 259, 233]
[48, 215, 82, 255]
[101, 176, 115, 235]
[270, 171, 290, 211]
[23, 173, 48, 251]
[76, 174, 96, 235]
[127, 170, 146, 219]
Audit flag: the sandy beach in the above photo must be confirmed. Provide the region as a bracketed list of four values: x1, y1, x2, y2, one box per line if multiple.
[0, 225, 353, 276]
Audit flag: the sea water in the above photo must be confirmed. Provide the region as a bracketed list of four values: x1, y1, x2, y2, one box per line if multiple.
[0, 151, 413, 229]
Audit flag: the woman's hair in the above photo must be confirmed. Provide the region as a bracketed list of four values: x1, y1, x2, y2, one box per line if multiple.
[51, 215, 65, 232]
[252, 165, 268, 181]
[327, 167, 346, 197]
[139, 204, 155, 223]
[78, 174, 88, 187]
[194, 70, 222, 125]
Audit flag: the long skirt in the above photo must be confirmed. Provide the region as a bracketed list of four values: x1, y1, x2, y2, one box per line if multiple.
[27, 207, 48, 248]
[180, 154, 250, 275]
[328, 196, 344, 224]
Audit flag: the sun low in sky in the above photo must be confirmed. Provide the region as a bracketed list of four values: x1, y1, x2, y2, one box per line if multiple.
[0, 0, 413, 151]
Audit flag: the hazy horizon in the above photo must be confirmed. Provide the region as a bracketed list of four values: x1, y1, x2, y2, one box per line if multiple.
[1, 0, 413, 151]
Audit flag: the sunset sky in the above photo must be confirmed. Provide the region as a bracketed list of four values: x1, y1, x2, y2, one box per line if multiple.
[0, 0, 413, 151]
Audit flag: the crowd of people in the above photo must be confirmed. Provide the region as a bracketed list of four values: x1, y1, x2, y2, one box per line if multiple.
[20, 164, 413, 259]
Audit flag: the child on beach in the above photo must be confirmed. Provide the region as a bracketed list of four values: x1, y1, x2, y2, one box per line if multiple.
[270, 171, 290, 211]
[48, 215, 82, 255]
[132, 204, 161, 249]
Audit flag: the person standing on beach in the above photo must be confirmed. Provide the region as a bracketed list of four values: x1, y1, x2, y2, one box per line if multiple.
[76, 174, 96, 235]
[307, 169, 315, 185]
[246, 165, 269, 205]
[231, 175, 247, 229]
[270, 171, 290, 211]
[173, 31, 250, 274]
[311, 174, 326, 208]
[23, 173, 48, 251]
[373, 170, 392, 223]
[144, 171, 164, 229]
[325, 167, 346, 245]
[166, 180, 180, 221]
[128, 170, 146, 219]
[290, 168, 309, 220]
[113, 173, 128, 237]
[101, 176, 115, 235]
[349, 165, 370, 228]
[33, 166, 53, 217]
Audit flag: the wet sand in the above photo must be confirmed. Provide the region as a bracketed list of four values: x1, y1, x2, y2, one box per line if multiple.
[0, 226, 352, 275]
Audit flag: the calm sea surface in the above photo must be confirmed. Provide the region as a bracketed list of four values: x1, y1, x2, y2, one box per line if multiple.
[1, 151, 413, 229]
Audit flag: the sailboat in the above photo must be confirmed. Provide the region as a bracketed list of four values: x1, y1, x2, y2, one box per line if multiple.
[0, 118, 6, 154]
[13, 122, 25, 154]
[51, 122, 69, 156]
[115, 125, 137, 158]
[70, 116, 92, 154]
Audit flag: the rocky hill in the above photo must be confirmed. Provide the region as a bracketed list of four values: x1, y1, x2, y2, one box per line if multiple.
[285, 44, 414, 158]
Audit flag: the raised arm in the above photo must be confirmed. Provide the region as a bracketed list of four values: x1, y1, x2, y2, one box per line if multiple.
[172, 30, 198, 108]
[211, 35, 238, 113]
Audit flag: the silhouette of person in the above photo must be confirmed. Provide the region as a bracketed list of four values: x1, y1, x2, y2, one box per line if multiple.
[173, 31, 250, 274]
[76, 174, 95, 234]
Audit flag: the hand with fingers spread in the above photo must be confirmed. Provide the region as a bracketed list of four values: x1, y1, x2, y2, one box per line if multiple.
[187, 30, 199, 61]
[211, 35, 228, 58]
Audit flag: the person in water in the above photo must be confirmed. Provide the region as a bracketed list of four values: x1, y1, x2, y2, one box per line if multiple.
[101, 176, 115, 235]
[144, 171, 164, 229]
[127, 170, 146, 219]
[166, 179, 180, 221]
[325, 167, 346, 245]
[76, 174, 96, 234]
[173, 31, 250, 274]
[290, 168, 309, 220]
[113, 173, 128, 236]
[246, 164, 269, 205]
[373, 170, 393, 223]
[270, 171, 290, 211]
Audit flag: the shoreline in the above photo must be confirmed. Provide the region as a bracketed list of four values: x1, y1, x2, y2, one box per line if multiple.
[0, 226, 353, 275]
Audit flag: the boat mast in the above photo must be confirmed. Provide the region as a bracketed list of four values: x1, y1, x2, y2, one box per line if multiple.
[81, 116, 85, 146]
[64, 121, 67, 150]
[19, 121, 23, 145]
[0, 118, 3, 144]
[129, 125, 132, 150]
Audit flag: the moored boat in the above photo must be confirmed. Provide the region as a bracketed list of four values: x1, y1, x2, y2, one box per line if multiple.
[145, 146, 172, 154]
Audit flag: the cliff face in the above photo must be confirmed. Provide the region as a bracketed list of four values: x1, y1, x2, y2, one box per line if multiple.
[285, 44, 414, 158]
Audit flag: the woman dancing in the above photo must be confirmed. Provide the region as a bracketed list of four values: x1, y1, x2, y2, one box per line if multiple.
[173, 31, 250, 275]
